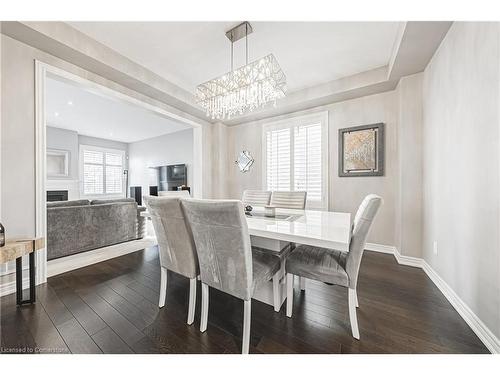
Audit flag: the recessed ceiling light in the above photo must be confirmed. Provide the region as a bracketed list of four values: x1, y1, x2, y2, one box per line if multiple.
[67, 101, 73, 106]
[54, 112, 59, 117]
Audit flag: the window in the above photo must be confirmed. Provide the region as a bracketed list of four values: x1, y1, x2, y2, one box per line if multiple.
[263, 112, 328, 210]
[80, 145, 125, 197]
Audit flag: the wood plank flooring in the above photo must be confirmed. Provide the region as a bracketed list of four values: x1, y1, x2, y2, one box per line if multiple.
[0, 246, 489, 354]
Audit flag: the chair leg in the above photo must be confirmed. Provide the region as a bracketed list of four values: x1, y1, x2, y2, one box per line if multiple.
[286, 273, 294, 318]
[242, 299, 251, 354]
[187, 278, 197, 325]
[159, 267, 167, 308]
[299, 276, 306, 291]
[348, 288, 360, 340]
[272, 273, 280, 312]
[200, 283, 209, 332]
[354, 290, 359, 308]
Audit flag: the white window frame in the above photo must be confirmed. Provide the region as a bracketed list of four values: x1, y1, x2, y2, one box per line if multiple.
[262, 111, 329, 210]
[79, 144, 126, 199]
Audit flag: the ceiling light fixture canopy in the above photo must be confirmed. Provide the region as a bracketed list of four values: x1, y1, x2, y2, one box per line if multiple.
[195, 21, 286, 120]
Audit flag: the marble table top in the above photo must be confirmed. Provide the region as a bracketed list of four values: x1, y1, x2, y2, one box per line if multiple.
[0, 238, 45, 264]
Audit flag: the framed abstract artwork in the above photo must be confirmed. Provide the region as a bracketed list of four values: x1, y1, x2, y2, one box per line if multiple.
[338, 123, 384, 177]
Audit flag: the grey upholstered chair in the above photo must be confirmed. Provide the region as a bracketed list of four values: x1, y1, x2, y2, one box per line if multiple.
[285, 194, 382, 339]
[143, 196, 199, 325]
[181, 199, 281, 354]
[242, 190, 272, 207]
[270, 191, 307, 209]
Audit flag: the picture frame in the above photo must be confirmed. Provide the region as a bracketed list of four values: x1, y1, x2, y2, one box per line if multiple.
[338, 123, 384, 177]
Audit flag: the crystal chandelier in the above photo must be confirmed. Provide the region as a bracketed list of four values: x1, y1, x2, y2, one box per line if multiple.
[196, 22, 286, 120]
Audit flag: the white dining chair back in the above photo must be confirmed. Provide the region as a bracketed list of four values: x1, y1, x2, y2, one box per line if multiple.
[242, 190, 271, 207]
[270, 191, 307, 209]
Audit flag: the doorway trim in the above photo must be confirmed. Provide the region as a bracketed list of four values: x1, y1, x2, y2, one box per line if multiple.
[34, 60, 205, 286]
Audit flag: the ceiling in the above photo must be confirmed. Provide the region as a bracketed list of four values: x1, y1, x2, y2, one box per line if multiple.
[68, 22, 402, 93]
[46, 76, 191, 143]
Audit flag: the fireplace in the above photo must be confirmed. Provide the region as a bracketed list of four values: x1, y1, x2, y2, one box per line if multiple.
[47, 190, 68, 202]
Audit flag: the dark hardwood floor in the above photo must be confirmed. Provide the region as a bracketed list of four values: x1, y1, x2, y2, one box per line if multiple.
[0, 247, 489, 354]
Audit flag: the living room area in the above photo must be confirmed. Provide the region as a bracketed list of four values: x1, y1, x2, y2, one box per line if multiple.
[0, 66, 200, 289]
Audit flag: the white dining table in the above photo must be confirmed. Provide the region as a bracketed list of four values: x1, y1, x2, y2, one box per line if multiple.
[140, 206, 352, 308]
[246, 207, 351, 253]
[141, 207, 352, 252]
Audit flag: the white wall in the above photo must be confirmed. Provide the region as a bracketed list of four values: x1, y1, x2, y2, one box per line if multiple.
[78, 134, 128, 160]
[225, 90, 399, 247]
[46, 126, 80, 200]
[128, 129, 193, 197]
[210, 122, 229, 199]
[422, 22, 500, 339]
[395, 74, 424, 258]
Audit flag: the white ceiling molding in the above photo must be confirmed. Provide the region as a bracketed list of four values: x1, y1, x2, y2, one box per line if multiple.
[387, 22, 452, 80]
[1, 21, 452, 127]
[0, 21, 206, 120]
[68, 22, 401, 93]
[223, 21, 452, 125]
[387, 23, 408, 77]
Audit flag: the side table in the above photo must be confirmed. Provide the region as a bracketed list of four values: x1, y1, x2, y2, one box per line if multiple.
[0, 238, 44, 305]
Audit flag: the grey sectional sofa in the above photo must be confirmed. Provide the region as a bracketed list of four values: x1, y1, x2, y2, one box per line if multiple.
[47, 198, 146, 260]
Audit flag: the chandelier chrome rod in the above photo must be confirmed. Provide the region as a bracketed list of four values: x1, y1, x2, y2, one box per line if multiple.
[230, 33, 234, 71]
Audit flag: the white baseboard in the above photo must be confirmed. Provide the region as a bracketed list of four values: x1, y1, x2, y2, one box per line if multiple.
[366, 242, 499, 354]
[421, 261, 500, 354]
[0, 276, 30, 298]
[393, 250, 424, 268]
[365, 242, 396, 254]
[47, 237, 157, 278]
[0, 237, 157, 297]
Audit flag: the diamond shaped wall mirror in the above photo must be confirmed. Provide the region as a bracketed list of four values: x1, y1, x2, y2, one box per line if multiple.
[235, 150, 254, 173]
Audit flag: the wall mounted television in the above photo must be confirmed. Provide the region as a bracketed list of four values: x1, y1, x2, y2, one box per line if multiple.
[154, 164, 187, 191]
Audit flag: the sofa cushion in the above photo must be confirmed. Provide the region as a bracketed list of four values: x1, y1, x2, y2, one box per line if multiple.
[47, 199, 90, 208]
[90, 198, 136, 205]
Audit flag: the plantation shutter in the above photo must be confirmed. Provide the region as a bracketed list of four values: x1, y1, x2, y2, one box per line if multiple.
[266, 128, 291, 192]
[83, 150, 104, 195]
[264, 113, 327, 210]
[294, 123, 322, 202]
[105, 152, 124, 194]
[82, 147, 124, 196]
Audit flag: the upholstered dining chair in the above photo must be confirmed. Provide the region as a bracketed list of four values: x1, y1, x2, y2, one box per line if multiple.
[242, 189, 272, 207]
[285, 194, 382, 340]
[143, 196, 199, 325]
[181, 199, 282, 354]
[270, 191, 307, 209]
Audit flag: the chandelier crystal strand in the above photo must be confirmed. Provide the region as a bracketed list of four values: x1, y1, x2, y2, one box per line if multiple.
[196, 54, 286, 120]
